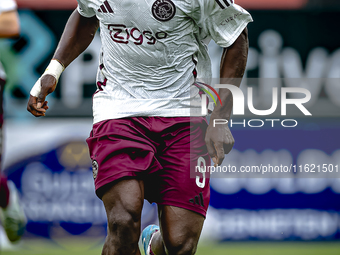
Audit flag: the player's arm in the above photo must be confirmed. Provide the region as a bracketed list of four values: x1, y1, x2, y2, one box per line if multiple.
[0, 10, 20, 38]
[27, 10, 99, 117]
[205, 28, 249, 166]
[214, 28, 248, 121]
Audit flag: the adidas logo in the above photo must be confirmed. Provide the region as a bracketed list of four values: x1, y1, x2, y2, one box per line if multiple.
[189, 192, 205, 207]
[215, 0, 234, 9]
[98, 1, 114, 13]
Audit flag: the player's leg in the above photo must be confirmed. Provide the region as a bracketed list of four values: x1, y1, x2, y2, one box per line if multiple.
[151, 205, 204, 255]
[0, 77, 27, 242]
[0, 177, 27, 242]
[142, 117, 210, 255]
[101, 178, 144, 255]
[87, 118, 162, 254]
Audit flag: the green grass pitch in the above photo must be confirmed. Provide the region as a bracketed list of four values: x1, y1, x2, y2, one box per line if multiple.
[1, 239, 340, 255]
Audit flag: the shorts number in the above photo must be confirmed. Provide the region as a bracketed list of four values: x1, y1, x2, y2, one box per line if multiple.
[196, 157, 206, 188]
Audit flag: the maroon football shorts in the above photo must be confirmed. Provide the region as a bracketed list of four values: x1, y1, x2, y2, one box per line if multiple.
[86, 117, 210, 217]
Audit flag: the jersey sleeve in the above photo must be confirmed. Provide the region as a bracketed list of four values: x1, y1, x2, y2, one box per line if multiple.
[77, 0, 96, 18]
[0, 0, 17, 15]
[189, 0, 253, 47]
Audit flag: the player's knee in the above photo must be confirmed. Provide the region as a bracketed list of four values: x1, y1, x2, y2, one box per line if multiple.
[104, 209, 141, 254]
[107, 208, 141, 234]
[164, 235, 198, 255]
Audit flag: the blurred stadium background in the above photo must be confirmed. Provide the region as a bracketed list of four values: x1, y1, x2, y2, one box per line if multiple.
[1, 0, 340, 254]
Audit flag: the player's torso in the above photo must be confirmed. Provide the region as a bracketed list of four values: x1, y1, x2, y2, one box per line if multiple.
[89, 0, 206, 121]
[89, 0, 199, 70]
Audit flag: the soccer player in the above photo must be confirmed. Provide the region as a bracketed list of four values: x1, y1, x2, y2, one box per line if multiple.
[0, 0, 27, 243]
[27, 0, 252, 254]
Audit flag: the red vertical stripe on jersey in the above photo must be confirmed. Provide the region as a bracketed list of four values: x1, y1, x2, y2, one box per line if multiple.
[100, 5, 107, 13]
[104, 1, 113, 13]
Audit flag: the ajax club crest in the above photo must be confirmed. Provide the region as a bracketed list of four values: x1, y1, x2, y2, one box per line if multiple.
[152, 0, 176, 22]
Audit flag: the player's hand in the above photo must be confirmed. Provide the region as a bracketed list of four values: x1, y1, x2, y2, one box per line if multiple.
[205, 119, 235, 167]
[27, 75, 56, 117]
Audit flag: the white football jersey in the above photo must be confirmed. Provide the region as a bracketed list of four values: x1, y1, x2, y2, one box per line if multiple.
[77, 0, 253, 123]
[0, 0, 17, 80]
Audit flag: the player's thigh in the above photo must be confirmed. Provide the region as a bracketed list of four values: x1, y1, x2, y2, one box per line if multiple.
[158, 205, 205, 254]
[156, 117, 210, 216]
[102, 178, 144, 236]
